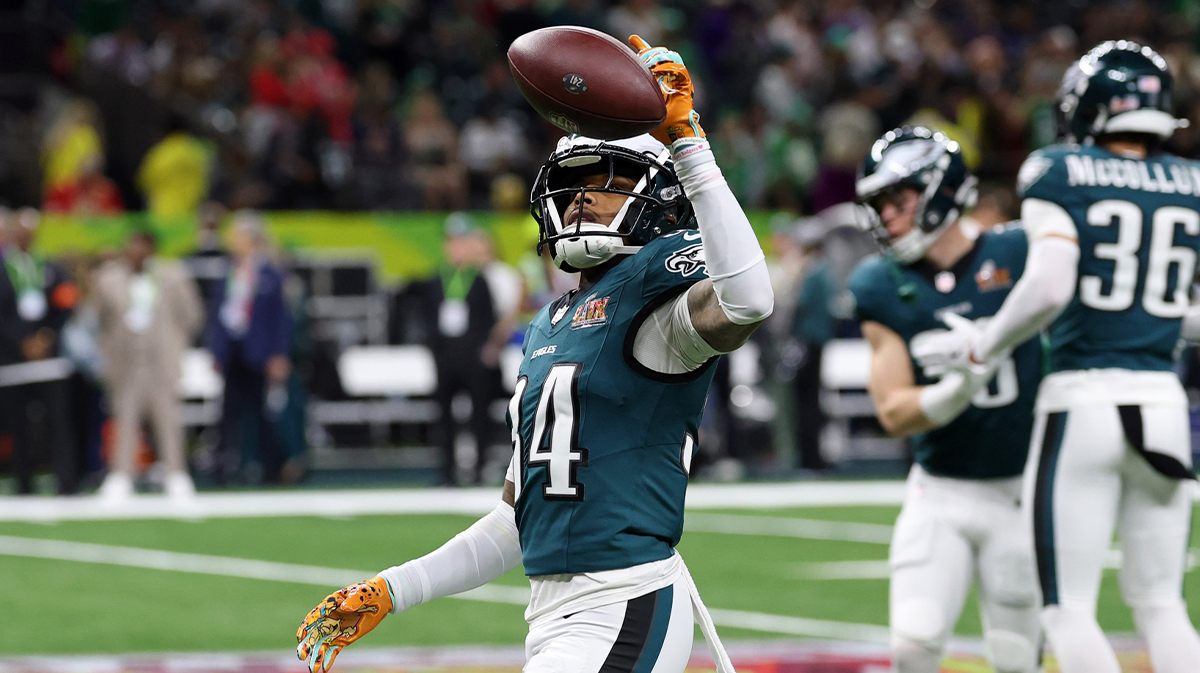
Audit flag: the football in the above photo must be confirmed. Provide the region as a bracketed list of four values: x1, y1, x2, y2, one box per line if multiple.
[507, 26, 666, 140]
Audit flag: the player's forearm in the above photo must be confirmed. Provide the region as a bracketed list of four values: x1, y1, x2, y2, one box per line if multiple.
[974, 237, 1078, 361]
[874, 386, 938, 437]
[378, 501, 522, 612]
[672, 139, 773, 326]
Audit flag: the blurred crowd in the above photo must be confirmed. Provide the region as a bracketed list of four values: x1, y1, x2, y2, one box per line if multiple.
[0, 205, 547, 495]
[10, 0, 1200, 493]
[14, 0, 1200, 220]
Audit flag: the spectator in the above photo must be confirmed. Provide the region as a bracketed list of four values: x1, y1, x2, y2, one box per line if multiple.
[351, 66, 410, 210]
[460, 108, 529, 209]
[0, 209, 80, 494]
[184, 201, 231, 317]
[59, 253, 108, 485]
[43, 156, 125, 215]
[41, 99, 106, 202]
[790, 224, 836, 472]
[419, 214, 521, 486]
[93, 230, 203, 500]
[206, 212, 292, 484]
[404, 90, 467, 210]
[136, 115, 212, 222]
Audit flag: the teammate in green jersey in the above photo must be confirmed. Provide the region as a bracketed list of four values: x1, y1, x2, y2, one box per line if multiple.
[851, 126, 1042, 673]
[914, 41, 1200, 673]
[295, 36, 772, 673]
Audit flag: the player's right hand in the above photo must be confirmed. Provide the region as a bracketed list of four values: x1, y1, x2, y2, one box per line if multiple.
[296, 576, 394, 673]
[629, 35, 705, 146]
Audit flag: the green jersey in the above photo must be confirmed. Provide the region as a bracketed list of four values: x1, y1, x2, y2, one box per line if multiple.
[849, 227, 1043, 480]
[510, 231, 718, 576]
[1018, 144, 1200, 372]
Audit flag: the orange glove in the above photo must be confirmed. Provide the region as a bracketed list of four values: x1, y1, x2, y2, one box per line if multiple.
[629, 35, 706, 146]
[296, 577, 394, 673]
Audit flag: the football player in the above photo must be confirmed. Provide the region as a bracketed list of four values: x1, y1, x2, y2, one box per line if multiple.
[295, 36, 771, 673]
[913, 41, 1200, 673]
[850, 127, 1043, 673]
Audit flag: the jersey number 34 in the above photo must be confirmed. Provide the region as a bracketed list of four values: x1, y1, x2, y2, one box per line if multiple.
[1083, 200, 1200, 317]
[509, 363, 589, 501]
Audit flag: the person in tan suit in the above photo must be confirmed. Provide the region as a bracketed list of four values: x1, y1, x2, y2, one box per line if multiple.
[94, 230, 203, 500]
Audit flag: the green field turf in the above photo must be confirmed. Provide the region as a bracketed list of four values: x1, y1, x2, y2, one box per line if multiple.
[2, 505, 1198, 656]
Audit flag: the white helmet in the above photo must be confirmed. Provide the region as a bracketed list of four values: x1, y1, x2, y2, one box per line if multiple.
[530, 134, 694, 271]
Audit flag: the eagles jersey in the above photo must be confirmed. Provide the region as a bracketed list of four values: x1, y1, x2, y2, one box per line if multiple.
[1018, 144, 1200, 372]
[850, 227, 1042, 480]
[510, 230, 717, 576]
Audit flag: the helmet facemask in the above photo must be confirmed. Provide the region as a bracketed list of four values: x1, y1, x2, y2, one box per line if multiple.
[531, 135, 690, 272]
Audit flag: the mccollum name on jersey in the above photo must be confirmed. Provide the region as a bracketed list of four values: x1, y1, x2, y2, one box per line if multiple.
[1058, 152, 1200, 193]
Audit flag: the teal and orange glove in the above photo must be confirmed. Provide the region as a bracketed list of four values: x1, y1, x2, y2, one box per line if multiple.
[629, 35, 706, 146]
[296, 577, 394, 673]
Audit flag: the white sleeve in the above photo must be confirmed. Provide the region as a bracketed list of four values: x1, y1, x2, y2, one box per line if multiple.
[632, 289, 723, 374]
[672, 139, 774, 324]
[378, 502, 522, 613]
[973, 198, 1080, 362]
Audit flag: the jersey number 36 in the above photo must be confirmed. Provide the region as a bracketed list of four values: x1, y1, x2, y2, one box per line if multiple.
[1082, 200, 1200, 317]
[509, 363, 589, 501]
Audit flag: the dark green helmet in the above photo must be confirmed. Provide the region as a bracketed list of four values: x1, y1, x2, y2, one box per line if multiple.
[1057, 40, 1183, 144]
[855, 126, 977, 264]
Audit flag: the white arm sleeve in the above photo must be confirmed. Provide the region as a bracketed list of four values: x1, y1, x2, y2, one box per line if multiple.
[632, 289, 724, 374]
[918, 371, 978, 427]
[672, 140, 773, 324]
[378, 502, 522, 613]
[974, 198, 1080, 362]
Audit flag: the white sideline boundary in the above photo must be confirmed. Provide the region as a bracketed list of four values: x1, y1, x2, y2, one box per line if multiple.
[0, 535, 889, 643]
[0, 481, 907, 522]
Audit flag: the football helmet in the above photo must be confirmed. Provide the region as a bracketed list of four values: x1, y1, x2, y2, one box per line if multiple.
[855, 126, 978, 264]
[1057, 40, 1185, 144]
[530, 134, 695, 272]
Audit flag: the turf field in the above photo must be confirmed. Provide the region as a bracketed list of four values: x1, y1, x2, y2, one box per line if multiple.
[0, 483, 1197, 671]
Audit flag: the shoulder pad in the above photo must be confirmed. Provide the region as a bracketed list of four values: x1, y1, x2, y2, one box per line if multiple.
[848, 255, 896, 325]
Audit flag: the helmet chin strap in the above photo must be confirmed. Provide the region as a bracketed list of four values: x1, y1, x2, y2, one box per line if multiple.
[553, 233, 641, 269]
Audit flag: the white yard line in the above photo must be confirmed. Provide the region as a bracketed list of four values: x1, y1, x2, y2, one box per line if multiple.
[788, 560, 892, 580]
[785, 549, 1200, 581]
[0, 481, 908, 523]
[707, 608, 890, 643]
[0, 535, 530, 606]
[685, 513, 893, 544]
[0, 535, 889, 641]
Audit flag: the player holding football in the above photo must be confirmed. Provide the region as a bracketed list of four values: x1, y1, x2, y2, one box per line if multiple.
[850, 127, 1043, 673]
[913, 41, 1200, 673]
[295, 36, 771, 673]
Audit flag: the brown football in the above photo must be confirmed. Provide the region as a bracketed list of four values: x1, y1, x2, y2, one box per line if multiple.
[507, 26, 666, 140]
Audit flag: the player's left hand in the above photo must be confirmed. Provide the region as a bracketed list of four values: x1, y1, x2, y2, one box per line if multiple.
[296, 577, 394, 673]
[629, 35, 705, 146]
[911, 312, 983, 376]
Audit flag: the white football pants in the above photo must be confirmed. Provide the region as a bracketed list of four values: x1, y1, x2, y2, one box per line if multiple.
[524, 574, 694, 673]
[890, 465, 1042, 673]
[1025, 401, 1200, 673]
